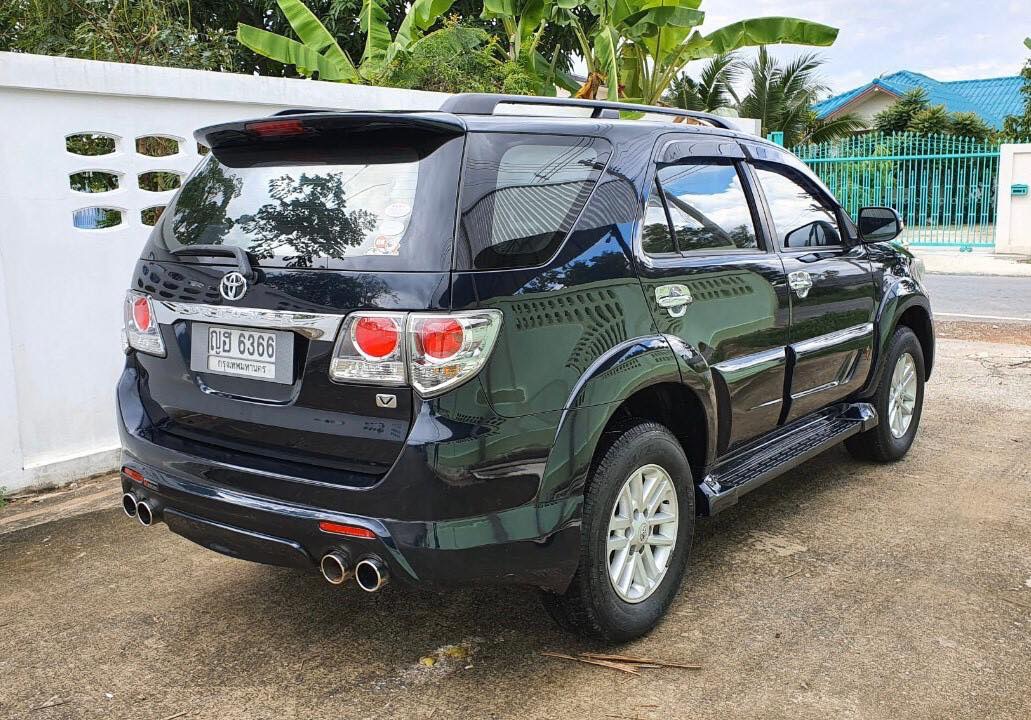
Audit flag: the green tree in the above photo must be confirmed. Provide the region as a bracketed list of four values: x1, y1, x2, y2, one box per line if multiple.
[1002, 39, 1031, 137]
[907, 105, 951, 136]
[948, 111, 994, 141]
[662, 53, 740, 112]
[378, 20, 541, 93]
[872, 88, 930, 134]
[0, 0, 235, 70]
[737, 47, 865, 146]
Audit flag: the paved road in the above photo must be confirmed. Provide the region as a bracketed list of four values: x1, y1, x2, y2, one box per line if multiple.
[2, 338, 1031, 720]
[925, 273, 1031, 321]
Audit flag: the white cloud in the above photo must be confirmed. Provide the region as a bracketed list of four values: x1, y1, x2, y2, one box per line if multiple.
[683, 0, 1028, 96]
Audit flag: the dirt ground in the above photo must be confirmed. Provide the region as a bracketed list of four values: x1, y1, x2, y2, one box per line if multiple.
[1, 328, 1030, 720]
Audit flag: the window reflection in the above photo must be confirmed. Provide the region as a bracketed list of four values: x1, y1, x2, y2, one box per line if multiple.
[656, 163, 758, 253]
[754, 165, 842, 249]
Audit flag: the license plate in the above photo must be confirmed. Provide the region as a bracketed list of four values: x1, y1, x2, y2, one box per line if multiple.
[190, 324, 294, 384]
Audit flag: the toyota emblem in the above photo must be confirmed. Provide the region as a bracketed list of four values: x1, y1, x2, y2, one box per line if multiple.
[219, 271, 248, 301]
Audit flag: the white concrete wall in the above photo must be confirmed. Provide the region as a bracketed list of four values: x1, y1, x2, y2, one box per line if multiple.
[996, 144, 1031, 255]
[0, 51, 762, 493]
[0, 52, 446, 493]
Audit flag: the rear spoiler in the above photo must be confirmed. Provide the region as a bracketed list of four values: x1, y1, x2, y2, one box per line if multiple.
[195, 112, 466, 151]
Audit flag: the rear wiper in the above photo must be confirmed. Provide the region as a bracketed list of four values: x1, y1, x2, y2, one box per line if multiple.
[172, 244, 257, 281]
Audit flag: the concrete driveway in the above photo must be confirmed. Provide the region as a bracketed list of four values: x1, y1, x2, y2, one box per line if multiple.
[1, 330, 1030, 720]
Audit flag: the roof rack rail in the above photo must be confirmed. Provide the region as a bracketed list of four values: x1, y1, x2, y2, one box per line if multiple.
[438, 93, 734, 129]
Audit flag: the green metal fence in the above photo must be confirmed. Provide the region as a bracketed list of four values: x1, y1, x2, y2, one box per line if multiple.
[791, 133, 1020, 249]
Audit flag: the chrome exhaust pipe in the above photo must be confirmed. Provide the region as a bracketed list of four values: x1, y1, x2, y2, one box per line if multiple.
[355, 557, 389, 592]
[320, 551, 353, 586]
[136, 500, 156, 527]
[121, 492, 138, 518]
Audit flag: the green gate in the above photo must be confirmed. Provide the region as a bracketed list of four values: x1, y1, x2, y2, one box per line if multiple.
[791, 133, 1007, 249]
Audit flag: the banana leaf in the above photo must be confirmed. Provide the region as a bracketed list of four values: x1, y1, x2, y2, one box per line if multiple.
[236, 23, 357, 81]
[359, 0, 392, 67]
[388, 0, 460, 62]
[273, 0, 354, 76]
[594, 24, 622, 101]
[703, 17, 838, 55]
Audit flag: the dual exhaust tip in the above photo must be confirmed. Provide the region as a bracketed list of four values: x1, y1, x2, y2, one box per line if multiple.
[121, 492, 158, 527]
[124, 493, 387, 591]
[320, 551, 389, 592]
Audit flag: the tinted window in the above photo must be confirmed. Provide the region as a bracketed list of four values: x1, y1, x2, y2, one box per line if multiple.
[156, 130, 462, 270]
[642, 179, 675, 255]
[754, 164, 842, 249]
[656, 163, 758, 253]
[457, 134, 610, 270]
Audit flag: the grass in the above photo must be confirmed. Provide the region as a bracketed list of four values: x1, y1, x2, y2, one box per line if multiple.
[0, 486, 7, 509]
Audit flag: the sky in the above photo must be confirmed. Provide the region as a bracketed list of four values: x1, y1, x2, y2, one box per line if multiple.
[687, 0, 1029, 97]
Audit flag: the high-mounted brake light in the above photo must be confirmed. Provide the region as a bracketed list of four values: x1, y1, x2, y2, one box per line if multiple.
[244, 119, 307, 137]
[123, 291, 165, 357]
[328, 310, 503, 397]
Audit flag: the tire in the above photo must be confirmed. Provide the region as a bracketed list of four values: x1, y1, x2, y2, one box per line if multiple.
[846, 326, 925, 462]
[540, 422, 695, 641]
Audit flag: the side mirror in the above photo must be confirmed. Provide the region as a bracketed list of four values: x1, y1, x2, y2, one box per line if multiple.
[858, 206, 903, 243]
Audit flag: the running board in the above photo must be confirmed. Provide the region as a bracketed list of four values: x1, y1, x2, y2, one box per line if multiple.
[700, 403, 878, 515]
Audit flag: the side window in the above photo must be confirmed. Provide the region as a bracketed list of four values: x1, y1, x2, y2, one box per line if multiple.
[642, 179, 676, 254]
[457, 134, 611, 270]
[655, 162, 758, 253]
[753, 164, 842, 249]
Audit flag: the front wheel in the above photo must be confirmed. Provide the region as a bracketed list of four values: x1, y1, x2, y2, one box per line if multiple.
[540, 422, 695, 641]
[846, 326, 925, 462]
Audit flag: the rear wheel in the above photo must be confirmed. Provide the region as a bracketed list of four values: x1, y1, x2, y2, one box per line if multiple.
[846, 326, 925, 462]
[540, 422, 695, 641]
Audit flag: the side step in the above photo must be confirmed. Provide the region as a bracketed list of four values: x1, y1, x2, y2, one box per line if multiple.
[700, 403, 877, 516]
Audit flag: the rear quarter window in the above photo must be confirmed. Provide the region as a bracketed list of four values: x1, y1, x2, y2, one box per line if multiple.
[456, 133, 611, 270]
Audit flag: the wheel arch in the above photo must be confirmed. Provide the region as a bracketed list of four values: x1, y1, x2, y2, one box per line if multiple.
[538, 336, 717, 505]
[860, 281, 935, 397]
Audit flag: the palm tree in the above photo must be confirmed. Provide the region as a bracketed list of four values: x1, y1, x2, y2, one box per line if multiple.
[737, 47, 865, 146]
[663, 53, 741, 113]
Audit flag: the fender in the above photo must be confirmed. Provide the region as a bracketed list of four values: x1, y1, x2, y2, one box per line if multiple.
[538, 334, 717, 505]
[858, 277, 934, 398]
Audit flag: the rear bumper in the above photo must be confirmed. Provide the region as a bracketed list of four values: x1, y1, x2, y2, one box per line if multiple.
[117, 366, 581, 591]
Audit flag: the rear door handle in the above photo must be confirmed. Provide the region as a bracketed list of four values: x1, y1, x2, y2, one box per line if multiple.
[655, 284, 693, 317]
[788, 271, 813, 299]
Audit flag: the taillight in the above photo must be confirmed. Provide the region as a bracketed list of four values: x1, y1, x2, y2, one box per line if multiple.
[354, 316, 401, 359]
[330, 312, 406, 385]
[123, 291, 165, 356]
[408, 312, 502, 396]
[329, 310, 502, 397]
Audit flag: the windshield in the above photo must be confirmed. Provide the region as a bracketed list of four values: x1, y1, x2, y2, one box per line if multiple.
[154, 131, 463, 271]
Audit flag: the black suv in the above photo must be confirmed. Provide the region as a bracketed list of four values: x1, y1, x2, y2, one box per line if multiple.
[117, 94, 933, 639]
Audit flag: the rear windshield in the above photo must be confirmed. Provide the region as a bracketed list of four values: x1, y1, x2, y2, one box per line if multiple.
[154, 129, 463, 271]
[456, 133, 611, 270]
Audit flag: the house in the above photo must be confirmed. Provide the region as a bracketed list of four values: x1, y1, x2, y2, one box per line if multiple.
[813, 71, 1024, 129]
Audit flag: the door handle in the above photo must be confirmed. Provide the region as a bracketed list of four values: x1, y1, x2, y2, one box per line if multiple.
[655, 284, 693, 317]
[788, 271, 813, 299]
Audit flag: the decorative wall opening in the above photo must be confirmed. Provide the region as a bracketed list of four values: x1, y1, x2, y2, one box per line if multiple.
[136, 136, 180, 157]
[70, 171, 120, 193]
[197, 143, 210, 156]
[66, 133, 117, 156]
[138, 171, 182, 192]
[73, 207, 123, 229]
[141, 206, 166, 226]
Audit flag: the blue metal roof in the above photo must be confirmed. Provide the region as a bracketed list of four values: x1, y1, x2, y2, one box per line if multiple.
[813, 71, 1025, 128]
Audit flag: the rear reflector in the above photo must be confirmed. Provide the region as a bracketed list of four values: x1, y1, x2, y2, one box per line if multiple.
[318, 521, 377, 539]
[122, 466, 144, 483]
